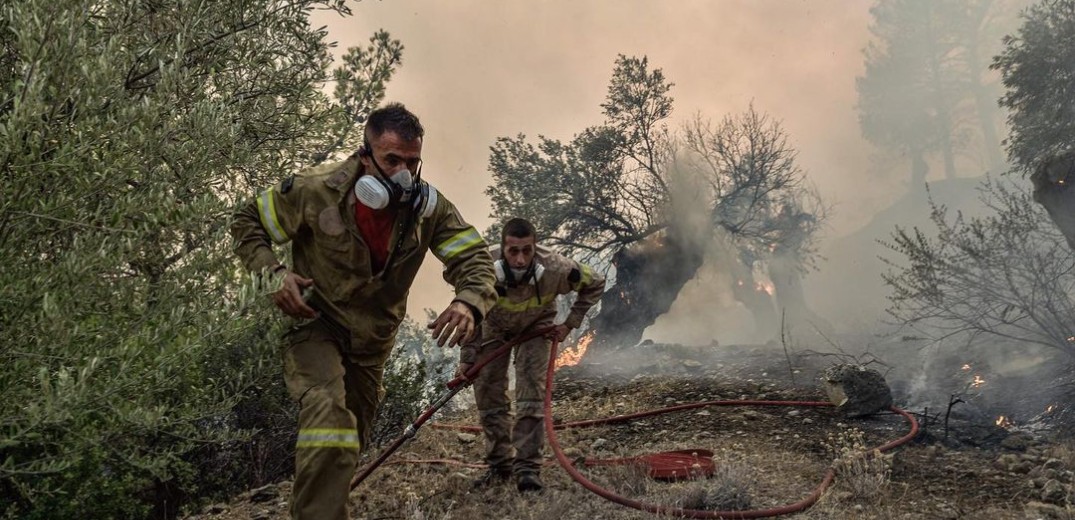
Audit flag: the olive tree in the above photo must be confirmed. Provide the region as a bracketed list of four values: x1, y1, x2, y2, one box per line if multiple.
[0, 1, 401, 517]
[486, 55, 826, 350]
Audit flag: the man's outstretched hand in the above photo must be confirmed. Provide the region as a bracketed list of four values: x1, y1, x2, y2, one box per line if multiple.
[429, 300, 475, 348]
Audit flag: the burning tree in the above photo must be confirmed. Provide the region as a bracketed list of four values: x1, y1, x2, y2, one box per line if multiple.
[486, 55, 826, 351]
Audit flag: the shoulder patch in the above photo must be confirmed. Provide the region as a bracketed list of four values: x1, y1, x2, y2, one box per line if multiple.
[280, 175, 295, 194]
[568, 268, 581, 284]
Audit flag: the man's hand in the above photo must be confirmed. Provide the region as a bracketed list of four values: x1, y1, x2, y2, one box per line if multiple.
[546, 324, 572, 343]
[271, 270, 317, 319]
[428, 301, 475, 348]
[455, 362, 474, 381]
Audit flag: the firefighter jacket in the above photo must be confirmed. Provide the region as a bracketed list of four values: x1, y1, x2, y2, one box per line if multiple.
[231, 156, 497, 365]
[459, 244, 605, 364]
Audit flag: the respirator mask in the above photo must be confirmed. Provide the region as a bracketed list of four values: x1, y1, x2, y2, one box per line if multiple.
[494, 259, 545, 287]
[353, 141, 438, 218]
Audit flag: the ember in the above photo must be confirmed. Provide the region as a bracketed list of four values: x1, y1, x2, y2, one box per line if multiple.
[971, 375, 985, 388]
[995, 415, 1013, 428]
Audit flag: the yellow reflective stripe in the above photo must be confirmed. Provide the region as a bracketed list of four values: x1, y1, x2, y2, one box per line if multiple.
[296, 428, 360, 450]
[575, 264, 593, 291]
[435, 227, 482, 260]
[495, 293, 557, 312]
[256, 189, 289, 244]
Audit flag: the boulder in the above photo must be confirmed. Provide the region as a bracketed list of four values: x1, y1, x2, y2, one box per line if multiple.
[821, 364, 893, 417]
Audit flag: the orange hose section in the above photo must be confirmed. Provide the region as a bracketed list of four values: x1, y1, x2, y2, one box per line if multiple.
[541, 338, 919, 519]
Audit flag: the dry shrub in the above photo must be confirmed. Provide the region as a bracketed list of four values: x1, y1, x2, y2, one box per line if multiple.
[681, 456, 756, 511]
[823, 428, 891, 501]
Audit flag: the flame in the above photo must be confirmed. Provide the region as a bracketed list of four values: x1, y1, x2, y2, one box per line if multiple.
[1046, 404, 1057, 414]
[1067, 336, 1075, 342]
[754, 280, 775, 296]
[555, 331, 595, 369]
[961, 364, 972, 371]
[971, 375, 985, 388]
[995, 415, 1013, 428]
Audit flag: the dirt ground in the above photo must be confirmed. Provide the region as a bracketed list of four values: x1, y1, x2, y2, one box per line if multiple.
[187, 342, 1075, 520]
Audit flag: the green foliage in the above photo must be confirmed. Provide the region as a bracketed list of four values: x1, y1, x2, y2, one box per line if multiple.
[0, 0, 401, 517]
[372, 316, 454, 447]
[486, 55, 824, 269]
[486, 55, 672, 257]
[881, 177, 1075, 353]
[993, 0, 1075, 173]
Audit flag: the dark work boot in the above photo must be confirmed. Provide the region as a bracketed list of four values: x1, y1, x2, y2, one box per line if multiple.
[516, 472, 543, 493]
[472, 466, 512, 489]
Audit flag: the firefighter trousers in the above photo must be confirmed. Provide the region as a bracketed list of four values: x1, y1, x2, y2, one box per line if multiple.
[281, 320, 385, 520]
[472, 334, 551, 475]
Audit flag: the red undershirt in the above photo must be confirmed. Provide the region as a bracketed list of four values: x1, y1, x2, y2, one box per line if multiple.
[353, 192, 398, 273]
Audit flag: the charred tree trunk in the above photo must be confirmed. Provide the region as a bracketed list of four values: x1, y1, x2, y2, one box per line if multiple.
[1032, 152, 1075, 251]
[586, 229, 705, 351]
[769, 254, 833, 339]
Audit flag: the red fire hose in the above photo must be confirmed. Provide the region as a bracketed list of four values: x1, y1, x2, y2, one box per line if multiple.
[350, 327, 555, 490]
[352, 333, 920, 518]
[541, 338, 920, 519]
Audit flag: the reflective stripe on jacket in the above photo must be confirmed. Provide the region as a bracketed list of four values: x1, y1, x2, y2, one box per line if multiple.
[231, 156, 497, 364]
[460, 244, 605, 363]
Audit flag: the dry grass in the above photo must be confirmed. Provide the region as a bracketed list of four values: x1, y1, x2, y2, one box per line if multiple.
[823, 427, 892, 502]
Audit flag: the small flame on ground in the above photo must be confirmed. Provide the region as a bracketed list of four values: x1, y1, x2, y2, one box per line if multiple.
[1046, 404, 1057, 414]
[555, 331, 595, 369]
[1067, 336, 1075, 343]
[971, 375, 985, 388]
[754, 280, 775, 296]
[961, 364, 972, 371]
[996, 415, 1013, 428]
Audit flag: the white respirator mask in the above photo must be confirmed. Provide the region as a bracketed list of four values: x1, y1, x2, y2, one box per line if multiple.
[354, 168, 414, 210]
[354, 144, 437, 218]
[494, 259, 545, 286]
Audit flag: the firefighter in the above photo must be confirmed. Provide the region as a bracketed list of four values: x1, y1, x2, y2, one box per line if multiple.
[458, 217, 605, 493]
[231, 103, 497, 520]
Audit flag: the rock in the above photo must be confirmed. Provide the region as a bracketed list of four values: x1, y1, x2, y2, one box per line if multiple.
[1025, 500, 1071, 519]
[820, 364, 893, 417]
[994, 453, 1018, 471]
[1044, 458, 1066, 471]
[1042, 479, 1068, 504]
[1000, 432, 1033, 452]
[248, 484, 278, 503]
[201, 503, 228, 515]
[592, 438, 608, 450]
[456, 433, 478, 444]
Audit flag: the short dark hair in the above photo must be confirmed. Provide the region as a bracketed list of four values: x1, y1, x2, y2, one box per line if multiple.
[501, 217, 536, 244]
[365, 103, 424, 143]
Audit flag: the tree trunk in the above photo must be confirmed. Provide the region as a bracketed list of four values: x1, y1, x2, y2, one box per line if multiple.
[912, 149, 929, 188]
[586, 228, 706, 351]
[1032, 152, 1075, 251]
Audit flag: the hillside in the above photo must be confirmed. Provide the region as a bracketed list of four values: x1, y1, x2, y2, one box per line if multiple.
[804, 175, 993, 331]
[185, 342, 1075, 520]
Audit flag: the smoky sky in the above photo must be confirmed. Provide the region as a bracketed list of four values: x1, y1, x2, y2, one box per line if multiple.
[312, 1, 901, 320]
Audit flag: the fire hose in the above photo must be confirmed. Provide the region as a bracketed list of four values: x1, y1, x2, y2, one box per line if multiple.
[351, 330, 920, 518]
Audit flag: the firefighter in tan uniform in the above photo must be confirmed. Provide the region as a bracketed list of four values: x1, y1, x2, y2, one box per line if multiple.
[231, 103, 496, 520]
[458, 218, 605, 492]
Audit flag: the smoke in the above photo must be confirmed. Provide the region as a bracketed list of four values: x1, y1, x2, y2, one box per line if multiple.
[311, 1, 880, 318]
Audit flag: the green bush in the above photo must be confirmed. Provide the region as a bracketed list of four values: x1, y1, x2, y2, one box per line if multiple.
[0, 1, 401, 517]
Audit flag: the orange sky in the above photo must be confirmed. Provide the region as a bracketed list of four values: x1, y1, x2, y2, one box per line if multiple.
[312, 1, 900, 320]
